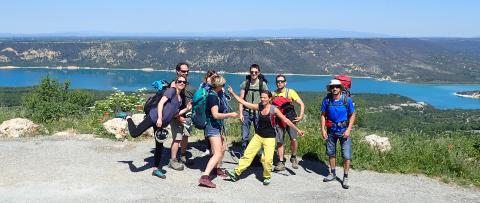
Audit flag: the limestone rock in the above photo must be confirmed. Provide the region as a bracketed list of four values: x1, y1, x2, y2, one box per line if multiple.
[102, 114, 153, 139]
[365, 134, 392, 152]
[0, 118, 41, 138]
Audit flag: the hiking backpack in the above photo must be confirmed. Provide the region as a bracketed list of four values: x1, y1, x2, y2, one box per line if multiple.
[192, 88, 222, 129]
[243, 74, 268, 102]
[272, 88, 297, 128]
[335, 75, 352, 97]
[143, 80, 170, 114]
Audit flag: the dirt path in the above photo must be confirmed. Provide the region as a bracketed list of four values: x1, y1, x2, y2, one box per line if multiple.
[0, 134, 478, 203]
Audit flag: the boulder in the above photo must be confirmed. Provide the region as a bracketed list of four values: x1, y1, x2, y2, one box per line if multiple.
[365, 134, 392, 152]
[0, 118, 41, 138]
[102, 114, 153, 139]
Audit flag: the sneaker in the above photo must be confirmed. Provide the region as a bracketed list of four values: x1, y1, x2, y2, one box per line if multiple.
[274, 162, 286, 171]
[198, 175, 216, 188]
[155, 128, 169, 143]
[290, 156, 299, 169]
[168, 159, 184, 171]
[323, 173, 336, 182]
[115, 112, 128, 119]
[263, 178, 271, 186]
[214, 168, 227, 178]
[152, 169, 166, 179]
[180, 155, 194, 166]
[226, 169, 239, 182]
[342, 177, 349, 189]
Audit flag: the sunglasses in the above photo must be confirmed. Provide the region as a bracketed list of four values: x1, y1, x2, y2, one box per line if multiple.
[250, 71, 259, 75]
[179, 70, 189, 74]
[176, 80, 188, 85]
[276, 80, 286, 84]
[331, 85, 342, 89]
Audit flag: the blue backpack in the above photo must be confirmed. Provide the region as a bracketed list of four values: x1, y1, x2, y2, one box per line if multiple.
[143, 80, 170, 114]
[191, 88, 215, 129]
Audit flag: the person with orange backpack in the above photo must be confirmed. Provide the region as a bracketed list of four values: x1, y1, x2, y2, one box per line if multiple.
[321, 78, 356, 189]
[271, 74, 305, 171]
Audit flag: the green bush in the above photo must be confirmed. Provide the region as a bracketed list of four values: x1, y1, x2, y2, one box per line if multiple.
[93, 88, 146, 115]
[22, 76, 94, 122]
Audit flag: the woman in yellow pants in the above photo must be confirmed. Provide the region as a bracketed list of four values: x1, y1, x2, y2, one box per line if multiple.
[226, 86, 304, 185]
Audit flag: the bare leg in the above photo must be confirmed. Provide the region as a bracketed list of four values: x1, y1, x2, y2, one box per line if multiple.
[329, 156, 336, 171]
[290, 139, 298, 156]
[171, 140, 181, 160]
[203, 136, 223, 176]
[343, 159, 350, 174]
[277, 144, 285, 162]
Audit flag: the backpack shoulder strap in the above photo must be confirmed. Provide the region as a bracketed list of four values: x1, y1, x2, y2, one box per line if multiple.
[269, 105, 276, 127]
[243, 79, 250, 99]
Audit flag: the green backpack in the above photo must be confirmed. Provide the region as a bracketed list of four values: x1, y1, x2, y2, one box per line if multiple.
[192, 88, 218, 129]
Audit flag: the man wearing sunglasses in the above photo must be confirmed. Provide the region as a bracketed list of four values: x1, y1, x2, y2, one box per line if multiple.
[321, 79, 356, 189]
[166, 62, 195, 171]
[238, 64, 268, 154]
[272, 74, 305, 171]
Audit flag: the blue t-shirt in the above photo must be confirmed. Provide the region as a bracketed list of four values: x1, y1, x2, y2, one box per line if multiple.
[206, 92, 225, 128]
[149, 88, 182, 128]
[321, 94, 355, 132]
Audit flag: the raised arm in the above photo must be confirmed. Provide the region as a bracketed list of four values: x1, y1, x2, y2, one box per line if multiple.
[228, 86, 259, 111]
[274, 107, 304, 137]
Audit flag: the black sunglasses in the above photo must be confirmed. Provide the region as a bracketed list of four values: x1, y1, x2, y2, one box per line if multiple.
[276, 80, 286, 83]
[250, 71, 259, 75]
[331, 85, 342, 89]
[176, 80, 188, 85]
[180, 70, 189, 74]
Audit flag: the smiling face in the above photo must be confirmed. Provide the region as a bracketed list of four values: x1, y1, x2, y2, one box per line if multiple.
[175, 76, 188, 91]
[250, 67, 259, 80]
[260, 92, 271, 105]
[329, 84, 342, 95]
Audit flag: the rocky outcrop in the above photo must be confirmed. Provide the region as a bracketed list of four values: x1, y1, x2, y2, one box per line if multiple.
[365, 134, 392, 152]
[0, 118, 41, 138]
[102, 114, 153, 139]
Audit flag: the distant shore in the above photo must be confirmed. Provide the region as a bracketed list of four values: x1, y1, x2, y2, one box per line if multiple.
[454, 91, 480, 99]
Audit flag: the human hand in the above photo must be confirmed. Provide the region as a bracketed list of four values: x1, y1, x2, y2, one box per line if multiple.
[322, 129, 328, 140]
[177, 116, 187, 124]
[186, 102, 192, 111]
[156, 119, 163, 128]
[297, 130, 305, 137]
[239, 113, 244, 122]
[343, 129, 351, 138]
[293, 115, 303, 123]
[229, 112, 239, 118]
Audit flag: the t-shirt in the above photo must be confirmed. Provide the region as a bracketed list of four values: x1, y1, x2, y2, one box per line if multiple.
[273, 88, 300, 101]
[254, 103, 276, 138]
[240, 79, 269, 105]
[206, 92, 225, 128]
[149, 88, 182, 128]
[170, 80, 195, 109]
[321, 94, 355, 132]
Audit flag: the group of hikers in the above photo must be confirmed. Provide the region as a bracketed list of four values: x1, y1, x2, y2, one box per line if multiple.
[125, 62, 356, 189]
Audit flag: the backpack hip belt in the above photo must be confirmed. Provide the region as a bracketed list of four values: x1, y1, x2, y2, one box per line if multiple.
[328, 120, 348, 128]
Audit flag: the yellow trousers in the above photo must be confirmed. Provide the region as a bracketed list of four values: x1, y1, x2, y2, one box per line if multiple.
[235, 134, 276, 179]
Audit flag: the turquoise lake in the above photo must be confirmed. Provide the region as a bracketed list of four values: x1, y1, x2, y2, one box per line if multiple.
[1, 67, 479, 109]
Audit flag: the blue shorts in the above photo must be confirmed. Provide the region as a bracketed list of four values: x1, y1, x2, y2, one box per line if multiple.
[204, 123, 222, 138]
[325, 131, 352, 160]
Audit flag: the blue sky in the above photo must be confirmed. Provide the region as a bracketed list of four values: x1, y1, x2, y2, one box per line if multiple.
[2, 0, 479, 37]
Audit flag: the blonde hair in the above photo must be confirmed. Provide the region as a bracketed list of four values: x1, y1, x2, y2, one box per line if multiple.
[211, 74, 226, 88]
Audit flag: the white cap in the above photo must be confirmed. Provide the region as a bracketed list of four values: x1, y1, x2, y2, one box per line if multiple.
[326, 79, 344, 91]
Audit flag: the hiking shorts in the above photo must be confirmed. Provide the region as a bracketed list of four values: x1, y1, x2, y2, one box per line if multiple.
[168, 118, 190, 141]
[325, 131, 352, 160]
[275, 125, 298, 144]
[204, 123, 222, 138]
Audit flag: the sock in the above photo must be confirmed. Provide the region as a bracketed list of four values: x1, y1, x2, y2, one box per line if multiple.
[331, 169, 336, 176]
[344, 173, 348, 178]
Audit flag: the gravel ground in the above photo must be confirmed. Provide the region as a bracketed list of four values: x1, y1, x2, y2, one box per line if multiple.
[0, 134, 479, 203]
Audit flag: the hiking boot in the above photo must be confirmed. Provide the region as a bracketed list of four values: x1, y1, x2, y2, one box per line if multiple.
[226, 169, 239, 182]
[214, 168, 227, 178]
[263, 178, 271, 186]
[274, 162, 286, 171]
[116, 111, 131, 119]
[180, 155, 194, 166]
[198, 175, 216, 188]
[152, 169, 166, 179]
[168, 159, 184, 171]
[290, 156, 299, 169]
[342, 177, 350, 189]
[323, 173, 336, 182]
[154, 128, 169, 143]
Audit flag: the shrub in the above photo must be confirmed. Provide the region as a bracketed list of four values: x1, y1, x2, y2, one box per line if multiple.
[22, 76, 94, 122]
[92, 88, 146, 115]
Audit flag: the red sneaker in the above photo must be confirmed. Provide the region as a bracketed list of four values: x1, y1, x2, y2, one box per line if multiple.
[215, 168, 227, 178]
[198, 175, 216, 188]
